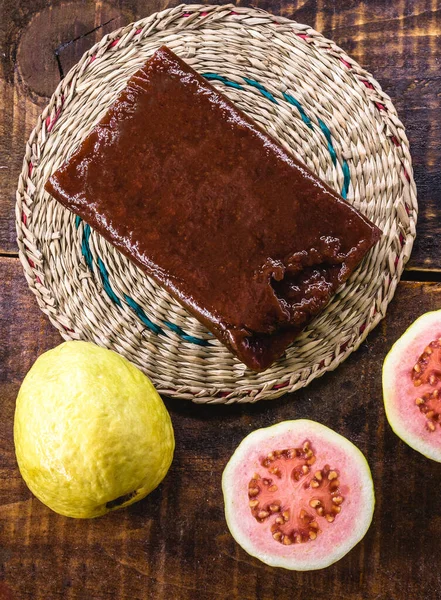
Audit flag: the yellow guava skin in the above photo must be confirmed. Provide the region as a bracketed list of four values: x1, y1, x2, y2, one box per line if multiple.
[14, 341, 175, 518]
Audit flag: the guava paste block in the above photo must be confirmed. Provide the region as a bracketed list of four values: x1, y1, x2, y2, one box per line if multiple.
[45, 46, 381, 371]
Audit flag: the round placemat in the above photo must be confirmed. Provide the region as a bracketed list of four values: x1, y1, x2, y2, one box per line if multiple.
[16, 4, 417, 403]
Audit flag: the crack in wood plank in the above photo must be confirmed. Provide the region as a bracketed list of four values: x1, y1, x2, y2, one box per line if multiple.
[53, 17, 116, 80]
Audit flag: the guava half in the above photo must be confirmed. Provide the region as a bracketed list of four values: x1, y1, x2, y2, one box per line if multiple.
[222, 420, 374, 571]
[383, 310, 441, 462]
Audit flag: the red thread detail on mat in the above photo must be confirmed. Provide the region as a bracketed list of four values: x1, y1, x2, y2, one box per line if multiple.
[399, 233, 405, 247]
[391, 135, 400, 147]
[403, 167, 410, 182]
[296, 33, 308, 40]
[375, 101, 386, 111]
[201, 11, 208, 16]
[362, 80, 375, 90]
[182, 12, 191, 17]
[35, 276, 42, 284]
[394, 256, 399, 267]
[28, 257, 35, 268]
[28, 163, 33, 176]
[273, 381, 289, 390]
[45, 102, 63, 133]
[230, 10, 238, 15]
[90, 54, 97, 63]
[340, 57, 351, 68]
[110, 38, 120, 48]
[22, 212, 27, 225]
[340, 340, 350, 352]
[135, 28, 143, 34]
[359, 323, 367, 335]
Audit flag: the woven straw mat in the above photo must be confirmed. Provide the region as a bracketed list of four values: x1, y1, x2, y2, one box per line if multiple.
[16, 4, 417, 403]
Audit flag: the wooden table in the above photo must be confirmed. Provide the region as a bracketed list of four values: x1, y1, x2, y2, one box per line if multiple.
[1, 1, 440, 598]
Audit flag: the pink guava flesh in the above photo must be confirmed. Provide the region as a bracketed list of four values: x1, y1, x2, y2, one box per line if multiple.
[383, 311, 441, 460]
[247, 442, 346, 545]
[223, 420, 374, 570]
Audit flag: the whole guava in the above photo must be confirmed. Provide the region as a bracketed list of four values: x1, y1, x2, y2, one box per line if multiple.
[14, 341, 174, 518]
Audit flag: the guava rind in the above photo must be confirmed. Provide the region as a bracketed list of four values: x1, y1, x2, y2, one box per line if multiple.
[222, 419, 375, 571]
[14, 341, 175, 518]
[383, 310, 441, 462]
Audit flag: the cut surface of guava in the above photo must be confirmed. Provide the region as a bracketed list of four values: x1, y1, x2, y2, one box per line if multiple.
[222, 420, 375, 571]
[383, 310, 441, 462]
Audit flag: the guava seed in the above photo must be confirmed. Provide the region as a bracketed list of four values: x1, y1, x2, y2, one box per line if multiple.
[269, 467, 282, 478]
[326, 515, 335, 523]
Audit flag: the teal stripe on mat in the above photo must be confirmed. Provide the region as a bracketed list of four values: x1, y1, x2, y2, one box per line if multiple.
[123, 294, 164, 335]
[97, 257, 122, 307]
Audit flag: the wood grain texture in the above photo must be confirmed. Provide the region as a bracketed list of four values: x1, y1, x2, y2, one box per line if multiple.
[1, 1, 441, 598]
[2, 255, 441, 599]
[0, 0, 440, 270]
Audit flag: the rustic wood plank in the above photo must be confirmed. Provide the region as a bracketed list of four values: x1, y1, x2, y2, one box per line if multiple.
[307, 0, 441, 272]
[2, 255, 441, 599]
[1, 0, 440, 271]
[0, 0, 135, 256]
